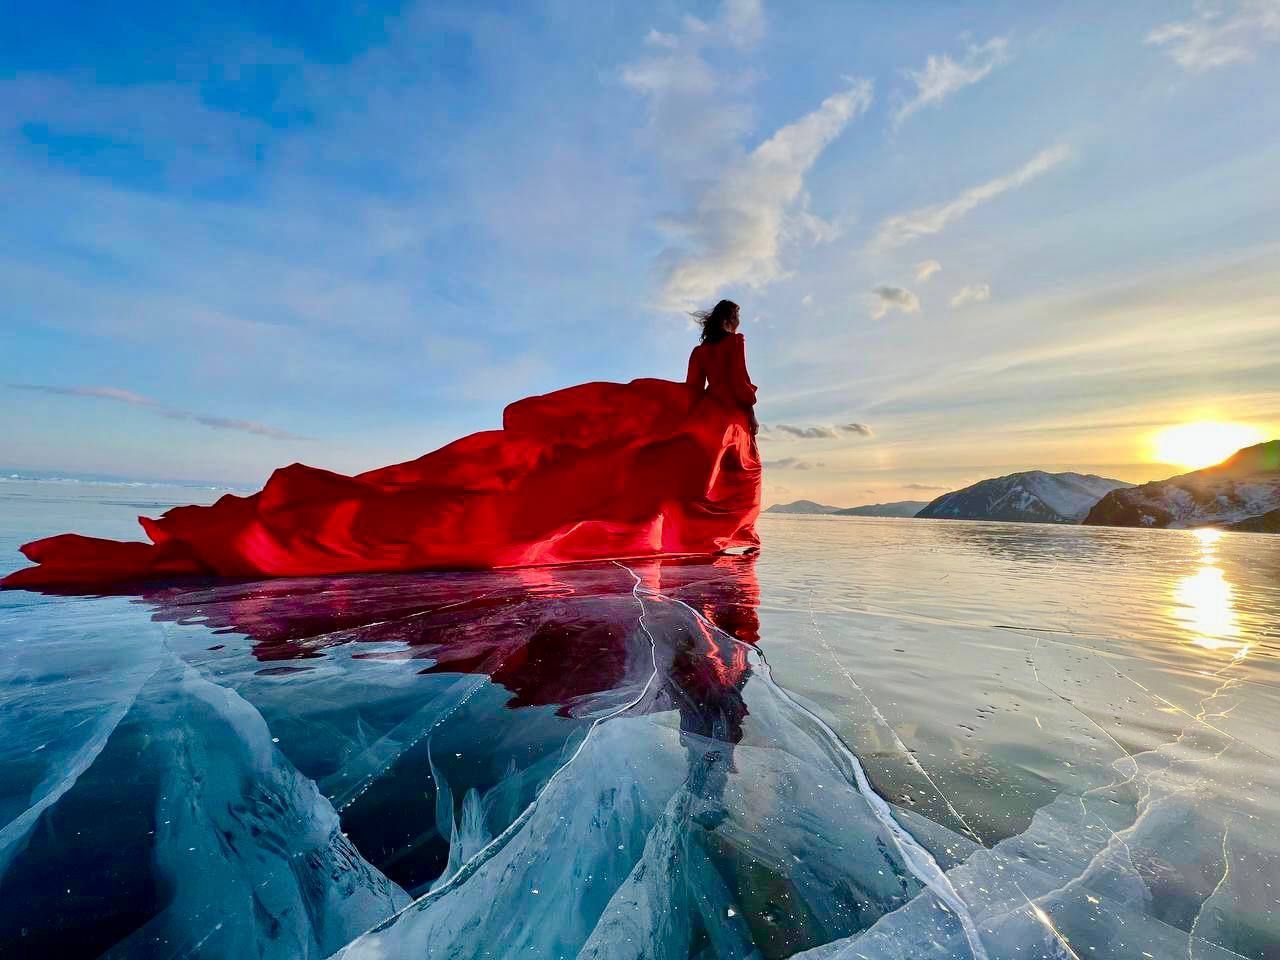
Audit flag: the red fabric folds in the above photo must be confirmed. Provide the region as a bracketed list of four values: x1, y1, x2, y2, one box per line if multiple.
[3, 357, 761, 588]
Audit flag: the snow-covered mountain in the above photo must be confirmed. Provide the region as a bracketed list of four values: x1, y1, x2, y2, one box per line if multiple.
[1085, 440, 1280, 530]
[833, 500, 929, 518]
[764, 499, 844, 515]
[917, 471, 1133, 524]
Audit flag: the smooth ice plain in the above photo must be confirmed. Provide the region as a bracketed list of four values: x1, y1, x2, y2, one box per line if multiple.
[1, 478, 1278, 959]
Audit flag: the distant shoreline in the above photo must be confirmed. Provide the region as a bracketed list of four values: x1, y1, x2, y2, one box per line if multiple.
[0, 472, 248, 493]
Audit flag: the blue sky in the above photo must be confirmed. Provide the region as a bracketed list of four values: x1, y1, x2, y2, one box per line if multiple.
[3, 0, 1278, 505]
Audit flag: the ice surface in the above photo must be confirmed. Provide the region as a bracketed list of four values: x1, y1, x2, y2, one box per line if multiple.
[792, 669, 1262, 959]
[0, 600, 161, 879]
[2, 488, 1279, 958]
[104, 660, 410, 958]
[336, 572, 943, 959]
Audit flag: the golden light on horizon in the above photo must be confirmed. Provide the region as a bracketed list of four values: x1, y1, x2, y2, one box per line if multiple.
[1150, 421, 1265, 471]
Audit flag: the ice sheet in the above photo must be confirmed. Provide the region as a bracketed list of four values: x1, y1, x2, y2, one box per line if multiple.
[2, 500, 1278, 958]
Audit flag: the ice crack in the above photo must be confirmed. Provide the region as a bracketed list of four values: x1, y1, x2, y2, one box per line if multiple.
[334, 561, 663, 951]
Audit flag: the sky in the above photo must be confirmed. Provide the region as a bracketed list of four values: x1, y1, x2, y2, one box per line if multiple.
[3, 0, 1279, 506]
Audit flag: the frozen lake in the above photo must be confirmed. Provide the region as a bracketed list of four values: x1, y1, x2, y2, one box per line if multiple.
[1, 478, 1278, 958]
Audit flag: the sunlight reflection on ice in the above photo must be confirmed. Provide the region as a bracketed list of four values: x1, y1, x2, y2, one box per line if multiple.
[1172, 528, 1245, 656]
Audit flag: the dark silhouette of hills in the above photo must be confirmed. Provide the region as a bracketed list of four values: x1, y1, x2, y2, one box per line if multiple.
[763, 500, 843, 515]
[764, 499, 928, 517]
[833, 500, 928, 517]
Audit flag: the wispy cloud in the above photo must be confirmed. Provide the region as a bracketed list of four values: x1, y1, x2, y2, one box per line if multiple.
[1147, 1, 1280, 72]
[950, 283, 992, 307]
[10, 384, 308, 441]
[894, 35, 1010, 126]
[764, 457, 825, 470]
[625, 0, 859, 312]
[769, 422, 873, 439]
[640, 0, 767, 53]
[719, 0, 767, 49]
[870, 284, 920, 319]
[869, 144, 1072, 252]
[903, 482, 949, 491]
[656, 79, 874, 309]
[915, 259, 942, 282]
[774, 424, 840, 439]
[622, 0, 764, 178]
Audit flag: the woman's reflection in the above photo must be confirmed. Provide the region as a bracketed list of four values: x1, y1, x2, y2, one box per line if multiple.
[122, 555, 762, 815]
[640, 555, 759, 829]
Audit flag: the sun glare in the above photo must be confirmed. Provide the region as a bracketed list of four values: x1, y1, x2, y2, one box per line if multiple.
[1150, 421, 1265, 471]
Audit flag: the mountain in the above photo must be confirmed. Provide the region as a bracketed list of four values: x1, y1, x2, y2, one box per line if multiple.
[833, 500, 929, 518]
[1085, 440, 1280, 530]
[764, 500, 844, 515]
[1227, 509, 1280, 533]
[917, 471, 1134, 524]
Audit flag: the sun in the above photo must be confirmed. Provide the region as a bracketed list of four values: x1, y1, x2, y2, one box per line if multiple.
[1151, 421, 1266, 471]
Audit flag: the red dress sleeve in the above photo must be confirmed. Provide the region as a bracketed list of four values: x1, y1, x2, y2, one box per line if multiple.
[685, 346, 707, 397]
[730, 334, 758, 408]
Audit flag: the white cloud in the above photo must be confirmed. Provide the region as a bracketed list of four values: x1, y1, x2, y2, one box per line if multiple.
[915, 259, 942, 282]
[621, 0, 765, 177]
[767, 422, 873, 439]
[950, 283, 992, 307]
[643, 29, 679, 49]
[801, 293, 814, 306]
[657, 79, 874, 309]
[870, 285, 920, 319]
[775, 424, 840, 439]
[764, 457, 825, 470]
[894, 35, 1010, 126]
[1147, 1, 1280, 72]
[719, 0, 767, 50]
[10, 383, 307, 440]
[869, 144, 1071, 252]
[786, 202, 843, 246]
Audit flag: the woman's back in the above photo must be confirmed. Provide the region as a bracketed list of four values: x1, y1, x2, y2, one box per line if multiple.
[687, 333, 758, 409]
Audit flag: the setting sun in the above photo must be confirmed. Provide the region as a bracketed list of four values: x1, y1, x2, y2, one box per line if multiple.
[1151, 421, 1266, 471]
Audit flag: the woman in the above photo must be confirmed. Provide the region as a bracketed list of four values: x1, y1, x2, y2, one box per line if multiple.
[3, 301, 761, 587]
[686, 299, 760, 439]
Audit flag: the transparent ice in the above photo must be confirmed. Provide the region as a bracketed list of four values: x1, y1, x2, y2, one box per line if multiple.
[1, 479, 1278, 958]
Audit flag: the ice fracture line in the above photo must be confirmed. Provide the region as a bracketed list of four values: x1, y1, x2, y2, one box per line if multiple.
[807, 588, 984, 844]
[646, 585, 991, 960]
[341, 562, 662, 945]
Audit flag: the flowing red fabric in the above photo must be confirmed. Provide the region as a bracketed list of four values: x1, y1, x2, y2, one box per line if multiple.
[3, 335, 761, 588]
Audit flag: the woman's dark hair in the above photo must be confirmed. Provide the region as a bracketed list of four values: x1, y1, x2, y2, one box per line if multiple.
[692, 299, 739, 344]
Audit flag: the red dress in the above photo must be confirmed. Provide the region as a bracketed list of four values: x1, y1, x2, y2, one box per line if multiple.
[3, 335, 761, 587]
